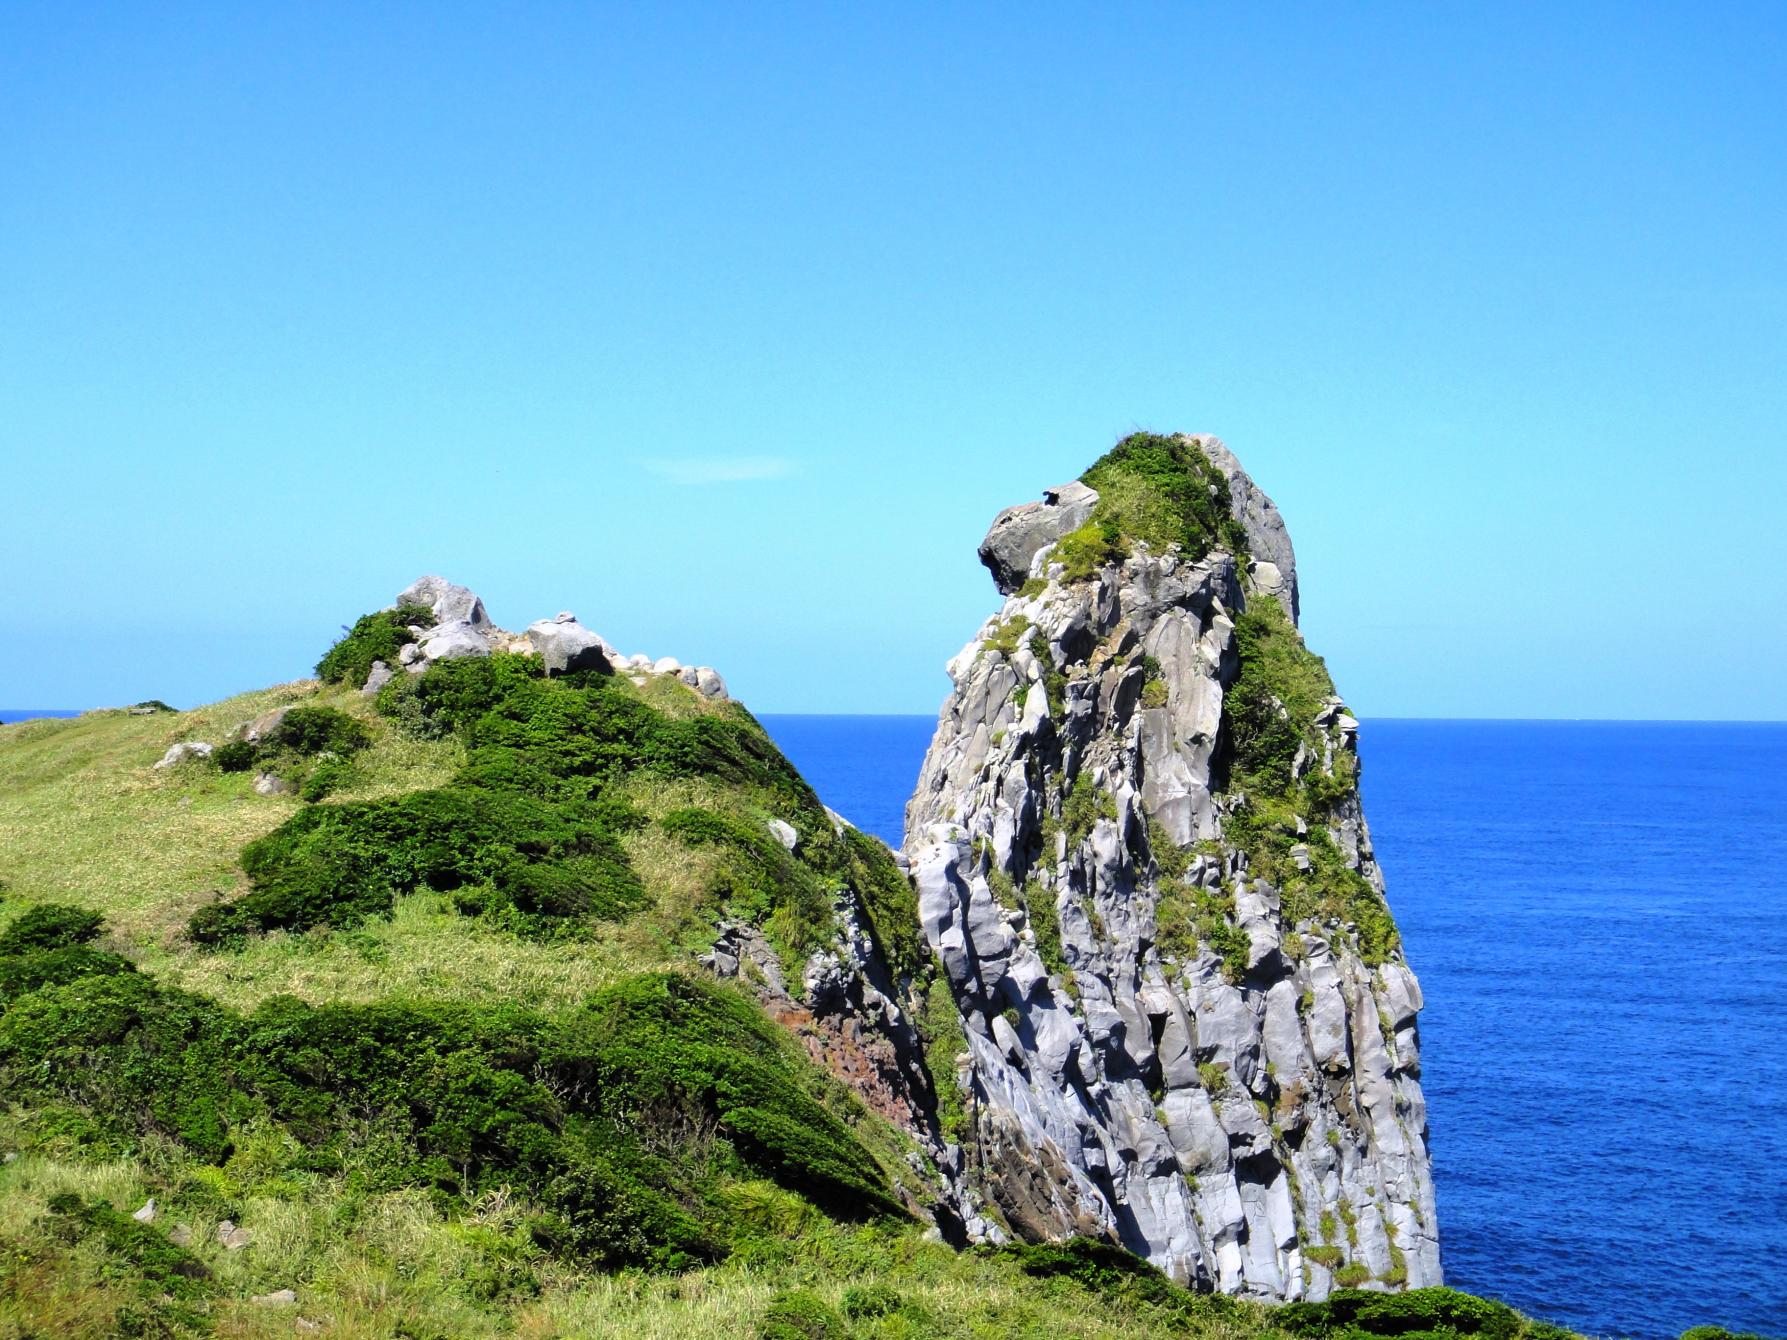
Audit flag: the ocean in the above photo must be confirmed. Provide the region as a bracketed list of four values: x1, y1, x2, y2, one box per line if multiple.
[760, 715, 1787, 1340]
[5, 705, 1780, 1337]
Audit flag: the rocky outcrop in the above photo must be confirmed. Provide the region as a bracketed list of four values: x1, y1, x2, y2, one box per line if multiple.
[904, 434, 1437, 1299]
[980, 481, 1100, 594]
[379, 576, 730, 700]
[526, 612, 612, 675]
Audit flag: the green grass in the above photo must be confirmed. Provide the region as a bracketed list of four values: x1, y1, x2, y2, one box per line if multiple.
[1077, 433, 1250, 567]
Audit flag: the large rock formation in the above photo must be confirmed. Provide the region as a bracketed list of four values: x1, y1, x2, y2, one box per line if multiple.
[904, 433, 1438, 1299]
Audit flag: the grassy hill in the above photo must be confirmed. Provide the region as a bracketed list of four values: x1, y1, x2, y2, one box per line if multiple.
[0, 634, 1599, 1340]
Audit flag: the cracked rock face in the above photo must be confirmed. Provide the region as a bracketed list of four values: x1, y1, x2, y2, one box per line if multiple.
[903, 435, 1438, 1300]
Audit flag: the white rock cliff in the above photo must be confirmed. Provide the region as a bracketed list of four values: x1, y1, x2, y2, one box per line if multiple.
[904, 434, 1439, 1299]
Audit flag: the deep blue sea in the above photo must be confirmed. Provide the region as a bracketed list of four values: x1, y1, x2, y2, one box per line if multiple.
[760, 715, 1787, 1340]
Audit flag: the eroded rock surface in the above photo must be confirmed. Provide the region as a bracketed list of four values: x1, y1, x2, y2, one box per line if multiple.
[904, 434, 1437, 1299]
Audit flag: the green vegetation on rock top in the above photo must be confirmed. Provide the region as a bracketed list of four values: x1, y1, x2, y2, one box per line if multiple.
[1077, 432, 1251, 567]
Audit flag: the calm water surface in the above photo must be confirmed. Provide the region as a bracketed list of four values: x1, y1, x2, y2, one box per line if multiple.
[761, 714, 1787, 1340]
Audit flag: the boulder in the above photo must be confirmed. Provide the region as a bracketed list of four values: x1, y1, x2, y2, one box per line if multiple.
[361, 661, 393, 696]
[694, 667, 728, 700]
[131, 1198, 156, 1223]
[397, 575, 489, 629]
[251, 1289, 297, 1307]
[767, 819, 798, 851]
[253, 772, 294, 797]
[216, 1220, 252, 1250]
[153, 742, 212, 769]
[651, 656, 681, 675]
[419, 621, 491, 663]
[241, 708, 289, 744]
[977, 480, 1099, 594]
[526, 613, 611, 675]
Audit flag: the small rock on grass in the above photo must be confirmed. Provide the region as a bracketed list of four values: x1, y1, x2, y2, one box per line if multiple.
[216, 1219, 252, 1250]
[251, 1289, 297, 1306]
[131, 1197, 156, 1223]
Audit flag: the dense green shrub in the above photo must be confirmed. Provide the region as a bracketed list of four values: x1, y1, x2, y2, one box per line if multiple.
[0, 947, 902, 1275]
[562, 974, 904, 1220]
[46, 1193, 213, 1297]
[0, 943, 136, 1005]
[316, 603, 436, 686]
[841, 1282, 905, 1319]
[213, 739, 257, 771]
[266, 705, 371, 757]
[997, 1237, 1237, 1327]
[1278, 1286, 1524, 1339]
[757, 1289, 846, 1340]
[1223, 595, 1336, 796]
[213, 705, 373, 795]
[299, 754, 356, 801]
[0, 970, 240, 1157]
[1079, 433, 1250, 565]
[1052, 518, 1129, 582]
[0, 902, 104, 954]
[191, 784, 644, 942]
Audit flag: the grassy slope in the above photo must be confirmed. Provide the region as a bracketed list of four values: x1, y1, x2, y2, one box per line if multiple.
[0, 684, 1292, 1340]
[0, 681, 1588, 1340]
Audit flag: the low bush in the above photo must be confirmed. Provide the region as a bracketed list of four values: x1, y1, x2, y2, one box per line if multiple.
[0, 943, 136, 1005]
[757, 1289, 846, 1340]
[981, 614, 1032, 657]
[212, 739, 257, 771]
[265, 705, 371, 757]
[299, 754, 357, 801]
[1153, 879, 1250, 982]
[1053, 518, 1129, 582]
[997, 1236, 1237, 1327]
[1278, 1286, 1523, 1339]
[1223, 595, 1335, 796]
[0, 902, 104, 954]
[316, 603, 436, 686]
[0, 943, 905, 1275]
[192, 784, 644, 942]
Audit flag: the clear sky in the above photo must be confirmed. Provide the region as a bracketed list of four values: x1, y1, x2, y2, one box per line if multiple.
[4, 4, 1783, 718]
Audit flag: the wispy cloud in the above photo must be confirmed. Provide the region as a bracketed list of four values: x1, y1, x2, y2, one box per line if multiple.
[641, 456, 796, 485]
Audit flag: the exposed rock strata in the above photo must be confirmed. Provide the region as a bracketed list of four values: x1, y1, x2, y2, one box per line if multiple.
[904, 434, 1438, 1299]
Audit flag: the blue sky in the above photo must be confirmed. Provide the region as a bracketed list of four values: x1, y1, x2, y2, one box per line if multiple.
[4, 3, 1783, 718]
